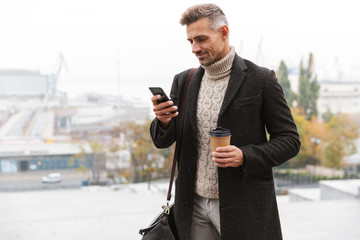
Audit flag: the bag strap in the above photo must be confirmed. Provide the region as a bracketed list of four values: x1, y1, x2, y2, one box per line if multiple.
[166, 68, 197, 202]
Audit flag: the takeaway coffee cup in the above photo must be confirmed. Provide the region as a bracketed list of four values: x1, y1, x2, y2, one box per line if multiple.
[209, 127, 231, 152]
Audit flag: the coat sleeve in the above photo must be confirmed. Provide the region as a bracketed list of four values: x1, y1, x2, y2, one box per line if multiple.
[240, 70, 301, 177]
[150, 73, 182, 149]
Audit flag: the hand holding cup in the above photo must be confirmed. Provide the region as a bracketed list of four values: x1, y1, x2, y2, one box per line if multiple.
[210, 127, 244, 168]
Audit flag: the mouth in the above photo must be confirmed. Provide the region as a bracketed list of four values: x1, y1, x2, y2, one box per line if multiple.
[196, 52, 207, 59]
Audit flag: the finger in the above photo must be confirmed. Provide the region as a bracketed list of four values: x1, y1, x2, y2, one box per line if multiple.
[213, 155, 231, 164]
[212, 151, 234, 159]
[157, 111, 178, 120]
[214, 155, 243, 167]
[151, 95, 162, 106]
[154, 105, 178, 116]
[215, 162, 233, 168]
[153, 101, 174, 111]
[214, 158, 241, 168]
[214, 158, 233, 168]
[215, 145, 236, 152]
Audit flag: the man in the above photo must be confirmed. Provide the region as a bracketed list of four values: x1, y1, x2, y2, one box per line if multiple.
[150, 3, 300, 240]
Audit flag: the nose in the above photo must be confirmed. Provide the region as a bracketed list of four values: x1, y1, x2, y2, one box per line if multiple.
[192, 42, 201, 54]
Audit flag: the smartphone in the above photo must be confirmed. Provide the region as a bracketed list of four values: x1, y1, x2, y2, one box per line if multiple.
[149, 87, 177, 114]
[149, 87, 170, 104]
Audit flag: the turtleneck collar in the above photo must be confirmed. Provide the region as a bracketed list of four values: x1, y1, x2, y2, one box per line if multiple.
[201, 46, 236, 81]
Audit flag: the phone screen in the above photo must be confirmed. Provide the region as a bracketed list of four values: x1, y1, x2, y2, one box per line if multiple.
[149, 87, 170, 104]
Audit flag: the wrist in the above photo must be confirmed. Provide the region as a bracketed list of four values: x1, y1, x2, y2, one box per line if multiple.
[159, 120, 170, 130]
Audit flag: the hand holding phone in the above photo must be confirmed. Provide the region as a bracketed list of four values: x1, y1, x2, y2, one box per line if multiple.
[149, 87, 178, 128]
[149, 87, 170, 104]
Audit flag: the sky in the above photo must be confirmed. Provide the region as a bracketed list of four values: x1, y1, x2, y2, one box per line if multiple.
[0, 0, 359, 104]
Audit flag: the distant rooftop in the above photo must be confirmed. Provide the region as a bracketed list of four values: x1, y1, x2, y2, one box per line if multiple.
[0, 69, 42, 76]
[319, 80, 360, 84]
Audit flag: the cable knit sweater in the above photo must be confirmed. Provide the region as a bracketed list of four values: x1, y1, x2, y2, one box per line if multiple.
[195, 46, 236, 199]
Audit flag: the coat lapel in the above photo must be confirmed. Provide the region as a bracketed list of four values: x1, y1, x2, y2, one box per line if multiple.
[186, 67, 204, 133]
[185, 54, 247, 132]
[218, 55, 248, 118]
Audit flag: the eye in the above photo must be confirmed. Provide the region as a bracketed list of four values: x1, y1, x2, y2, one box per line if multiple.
[198, 37, 208, 43]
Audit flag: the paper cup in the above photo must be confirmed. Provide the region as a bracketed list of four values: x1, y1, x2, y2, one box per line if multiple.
[209, 127, 231, 152]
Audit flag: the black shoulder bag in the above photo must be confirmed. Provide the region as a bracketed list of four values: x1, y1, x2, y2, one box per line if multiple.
[139, 68, 197, 240]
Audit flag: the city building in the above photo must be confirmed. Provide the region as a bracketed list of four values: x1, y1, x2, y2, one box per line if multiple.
[0, 70, 49, 96]
[287, 68, 360, 115]
[0, 93, 149, 174]
[0, 141, 92, 173]
[318, 81, 360, 115]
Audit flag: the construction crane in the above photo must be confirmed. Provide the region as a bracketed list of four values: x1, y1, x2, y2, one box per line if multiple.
[255, 36, 264, 65]
[238, 40, 244, 56]
[48, 53, 68, 94]
[334, 56, 343, 82]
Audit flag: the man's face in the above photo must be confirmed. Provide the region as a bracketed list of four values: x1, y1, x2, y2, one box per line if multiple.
[186, 18, 229, 66]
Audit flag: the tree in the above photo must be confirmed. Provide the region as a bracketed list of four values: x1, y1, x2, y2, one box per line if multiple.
[288, 109, 307, 166]
[70, 141, 107, 184]
[87, 141, 106, 184]
[277, 60, 297, 107]
[298, 53, 320, 120]
[302, 116, 326, 166]
[323, 114, 359, 168]
[291, 110, 359, 169]
[291, 111, 326, 167]
[322, 108, 334, 123]
[116, 121, 168, 182]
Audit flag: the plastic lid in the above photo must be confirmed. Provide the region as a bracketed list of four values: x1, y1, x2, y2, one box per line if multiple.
[209, 127, 231, 137]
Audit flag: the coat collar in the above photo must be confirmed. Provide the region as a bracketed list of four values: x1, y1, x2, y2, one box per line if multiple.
[218, 54, 247, 117]
[186, 54, 248, 131]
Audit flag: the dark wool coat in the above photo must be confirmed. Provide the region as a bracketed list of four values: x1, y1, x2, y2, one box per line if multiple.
[150, 54, 301, 240]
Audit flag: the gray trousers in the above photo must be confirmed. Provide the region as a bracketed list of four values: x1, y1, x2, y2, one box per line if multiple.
[189, 194, 221, 240]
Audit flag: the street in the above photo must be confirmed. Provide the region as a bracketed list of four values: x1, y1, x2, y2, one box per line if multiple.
[0, 178, 82, 192]
[0, 181, 360, 240]
[0, 170, 89, 192]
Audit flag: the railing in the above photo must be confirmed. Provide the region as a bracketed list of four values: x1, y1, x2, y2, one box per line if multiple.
[273, 168, 360, 195]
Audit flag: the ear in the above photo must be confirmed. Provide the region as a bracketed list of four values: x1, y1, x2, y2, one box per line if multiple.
[220, 25, 229, 41]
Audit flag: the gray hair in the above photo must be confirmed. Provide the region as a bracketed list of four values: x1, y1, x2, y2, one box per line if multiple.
[179, 3, 228, 31]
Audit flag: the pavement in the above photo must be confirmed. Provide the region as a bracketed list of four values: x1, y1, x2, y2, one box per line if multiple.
[0, 181, 360, 240]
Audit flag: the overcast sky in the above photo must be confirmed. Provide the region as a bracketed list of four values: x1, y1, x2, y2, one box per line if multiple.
[0, 0, 359, 103]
